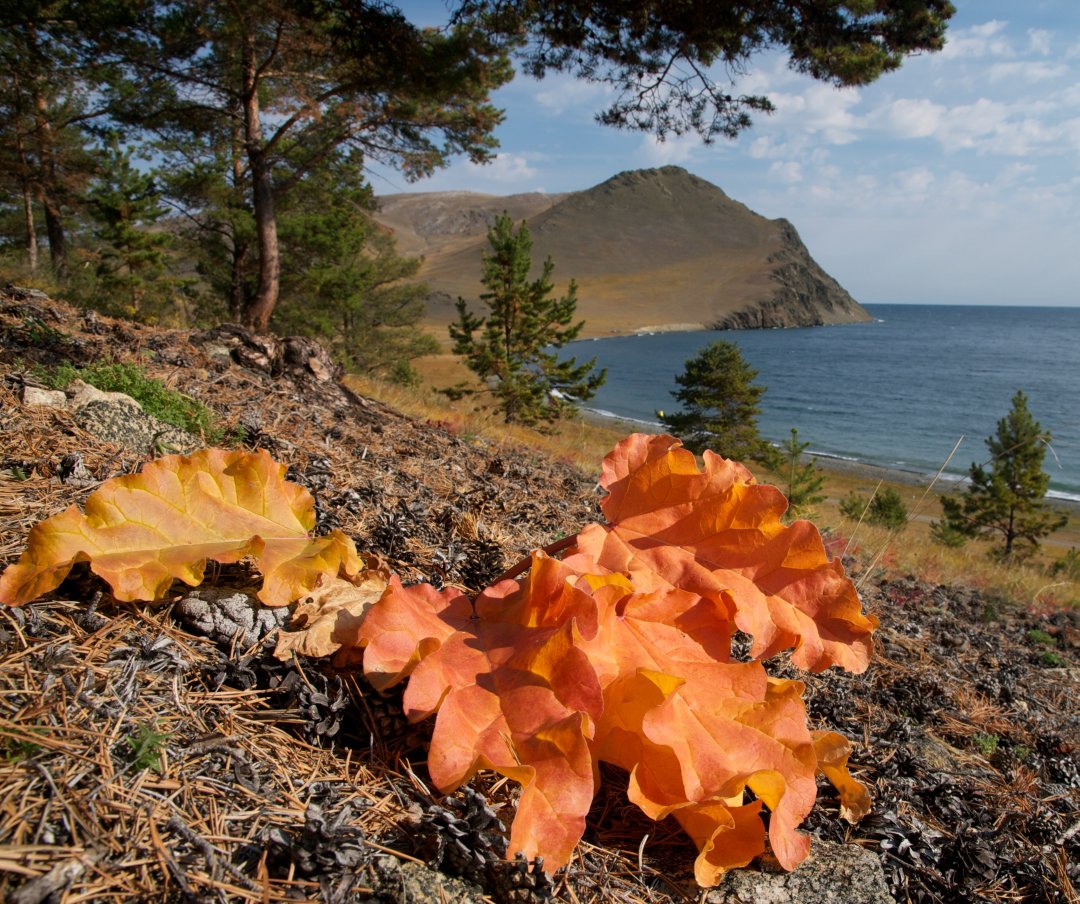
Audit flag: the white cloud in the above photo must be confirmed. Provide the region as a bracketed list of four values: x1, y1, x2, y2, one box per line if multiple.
[940, 20, 1015, 60]
[531, 75, 613, 117]
[863, 92, 1074, 158]
[468, 153, 540, 183]
[987, 61, 1069, 84]
[1028, 29, 1053, 56]
[768, 160, 803, 184]
[748, 135, 788, 159]
[768, 83, 861, 144]
[638, 131, 701, 165]
[898, 167, 935, 198]
[879, 97, 946, 139]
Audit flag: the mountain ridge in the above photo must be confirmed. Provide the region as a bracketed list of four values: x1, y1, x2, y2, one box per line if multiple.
[374, 166, 870, 337]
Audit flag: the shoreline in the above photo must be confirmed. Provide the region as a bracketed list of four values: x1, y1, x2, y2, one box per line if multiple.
[577, 408, 1080, 518]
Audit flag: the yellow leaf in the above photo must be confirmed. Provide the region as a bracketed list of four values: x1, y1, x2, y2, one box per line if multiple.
[0, 449, 361, 606]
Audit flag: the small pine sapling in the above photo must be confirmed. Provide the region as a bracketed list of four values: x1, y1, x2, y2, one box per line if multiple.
[937, 390, 1067, 561]
[840, 487, 908, 531]
[449, 213, 605, 427]
[660, 340, 768, 461]
[768, 428, 826, 521]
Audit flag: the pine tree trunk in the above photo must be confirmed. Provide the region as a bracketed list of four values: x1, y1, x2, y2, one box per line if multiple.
[12, 110, 37, 275]
[21, 182, 37, 275]
[228, 119, 249, 322]
[31, 80, 67, 274]
[240, 29, 279, 333]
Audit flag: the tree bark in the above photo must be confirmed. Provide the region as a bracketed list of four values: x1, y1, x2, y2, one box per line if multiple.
[20, 180, 37, 275]
[32, 86, 66, 274]
[241, 26, 279, 333]
[228, 117, 250, 322]
[14, 129, 37, 275]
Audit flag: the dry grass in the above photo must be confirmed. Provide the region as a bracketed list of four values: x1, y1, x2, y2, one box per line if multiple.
[345, 360, 629, 475]
[348, 363, 1080, 613]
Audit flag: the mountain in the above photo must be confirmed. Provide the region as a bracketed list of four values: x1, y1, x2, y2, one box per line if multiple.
[374, 166, 871, 337]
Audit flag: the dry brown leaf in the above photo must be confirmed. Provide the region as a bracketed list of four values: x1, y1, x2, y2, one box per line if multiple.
[274, 555, 391, 667]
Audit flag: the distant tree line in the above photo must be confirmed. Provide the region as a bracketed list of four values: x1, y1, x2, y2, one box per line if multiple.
[1, 0, 953, 374]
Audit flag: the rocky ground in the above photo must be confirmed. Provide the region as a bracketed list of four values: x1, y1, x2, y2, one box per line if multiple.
[0, 288, 1076, 903]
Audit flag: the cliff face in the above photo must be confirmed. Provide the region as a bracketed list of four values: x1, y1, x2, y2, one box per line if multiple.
[375, 167, 870, 337]
[712, 219, 869, 329]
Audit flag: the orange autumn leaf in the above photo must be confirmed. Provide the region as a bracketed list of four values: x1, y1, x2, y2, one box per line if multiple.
[0, 449, 361, 606]
[573, 433, 878, 673]
[357, 433, 874, 883]
[812, 729, 873, 824]
[568, 580, 826, 881]
[360, 553, 605, 868]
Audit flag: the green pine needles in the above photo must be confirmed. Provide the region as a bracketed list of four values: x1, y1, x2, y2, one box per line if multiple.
[449, 213, 605, 427]
[769, 428, 827, 521]
[660, 340, 768, 461]
[936, 390, 1067, 561]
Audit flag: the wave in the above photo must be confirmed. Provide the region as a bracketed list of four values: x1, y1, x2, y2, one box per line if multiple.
[805, 450, 859, 463]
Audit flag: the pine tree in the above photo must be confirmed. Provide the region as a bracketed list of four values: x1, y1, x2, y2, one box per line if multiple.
[449, 213, 605, 427]
[840, 487, 908, 531]
[84, 137, 182, 321]
[660, 340, 767, 461]
[274, 152, 436, 375]
[769, 428, 826, 521]
[110, 2, 511, 332]
[937, 390, 1067, 560]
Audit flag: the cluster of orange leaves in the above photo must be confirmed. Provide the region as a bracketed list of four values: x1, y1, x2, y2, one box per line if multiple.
[0, 434, 876, 886]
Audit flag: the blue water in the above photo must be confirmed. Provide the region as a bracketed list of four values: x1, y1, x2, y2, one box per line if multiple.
[568, 304, 1080, 500]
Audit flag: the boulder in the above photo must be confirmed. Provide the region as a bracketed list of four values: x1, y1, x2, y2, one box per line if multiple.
[705, 841, 895, 904]
[20, 386, 67, 408]
[66, 379, 141, 411]
[72, 399, 201, 455]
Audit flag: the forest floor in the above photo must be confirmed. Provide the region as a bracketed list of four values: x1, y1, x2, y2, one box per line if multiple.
[0, 290, 1076, 903]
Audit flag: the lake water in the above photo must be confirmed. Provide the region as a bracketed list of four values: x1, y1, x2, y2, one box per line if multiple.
[567, 304, 1080, 501]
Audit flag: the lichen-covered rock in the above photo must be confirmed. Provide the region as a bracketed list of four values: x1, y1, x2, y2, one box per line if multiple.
[67, 378, 141, 411]
[20, 386, 67, 408]
[368, 855, 485, 904]
[72, 399, 201, 454]
[705, 841, 895, 904]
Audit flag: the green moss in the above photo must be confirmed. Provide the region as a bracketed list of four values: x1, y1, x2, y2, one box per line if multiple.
[1, 725, 46, 762]
[36, 361, 222, 442]
[1025, 628, 1055, 647]
[1039, 651, 1064, 667]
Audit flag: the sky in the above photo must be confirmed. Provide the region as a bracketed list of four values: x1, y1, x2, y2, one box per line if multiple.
[368, 1, 1080, 307]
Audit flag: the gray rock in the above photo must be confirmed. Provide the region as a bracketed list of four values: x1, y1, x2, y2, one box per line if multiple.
[67, 378, 140, 411]
[72, 399, 201, 454]
[58, 453, 95, 487]
[21, 386, 67, 408]
[705, 841, 895, 904]
[174, 589, 291, 649]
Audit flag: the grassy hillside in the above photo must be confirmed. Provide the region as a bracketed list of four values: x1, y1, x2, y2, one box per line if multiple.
[375, 167, 871, 339]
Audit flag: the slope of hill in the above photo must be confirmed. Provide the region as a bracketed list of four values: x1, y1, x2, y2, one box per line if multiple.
[0, 290, 1076, 903]
[375, 167, 871, 337]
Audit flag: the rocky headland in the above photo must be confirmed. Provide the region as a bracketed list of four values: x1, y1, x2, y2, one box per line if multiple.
[375, 167, 871, 338]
